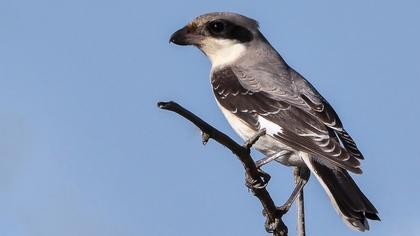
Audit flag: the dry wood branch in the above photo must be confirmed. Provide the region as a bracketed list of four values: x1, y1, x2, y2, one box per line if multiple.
[158, 101, 288, 236]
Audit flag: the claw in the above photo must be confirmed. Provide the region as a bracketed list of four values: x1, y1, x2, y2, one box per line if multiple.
[256, 169, 271, 188]
[262, 205, 288, 235]
[265, 217, 280, 233]
[245, 169, 271, 190]
[245, 176, 259, 190]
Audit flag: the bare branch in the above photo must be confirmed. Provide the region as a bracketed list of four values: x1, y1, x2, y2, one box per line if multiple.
[158, 101, 288, 236]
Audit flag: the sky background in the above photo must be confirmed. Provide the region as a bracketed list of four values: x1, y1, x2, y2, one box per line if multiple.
[1, 0, 419, 235]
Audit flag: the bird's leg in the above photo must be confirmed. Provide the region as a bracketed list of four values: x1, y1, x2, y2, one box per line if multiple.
[277, 166, 310, 215]
[242, 129, 272, 190]
[243, 128, 266, 152]
[256, 150, 291, 168]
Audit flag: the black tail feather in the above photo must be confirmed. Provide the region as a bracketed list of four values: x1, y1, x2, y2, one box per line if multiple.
[308, 159, 379, 231]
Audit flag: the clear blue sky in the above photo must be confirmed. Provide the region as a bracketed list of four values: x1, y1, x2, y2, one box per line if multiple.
[1, 0, 419, 235]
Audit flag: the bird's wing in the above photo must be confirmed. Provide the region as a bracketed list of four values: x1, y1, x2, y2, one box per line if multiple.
[232, 63, 364, 161]
[212, 66, 362, 174]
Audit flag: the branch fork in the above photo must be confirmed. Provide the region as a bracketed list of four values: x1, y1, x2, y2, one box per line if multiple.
[158, 101, 304, 236]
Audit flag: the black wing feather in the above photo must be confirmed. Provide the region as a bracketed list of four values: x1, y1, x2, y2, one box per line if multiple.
[212, 67, 363, 173]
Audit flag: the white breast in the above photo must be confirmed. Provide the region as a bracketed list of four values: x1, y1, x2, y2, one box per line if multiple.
[216, 101, 255, 141]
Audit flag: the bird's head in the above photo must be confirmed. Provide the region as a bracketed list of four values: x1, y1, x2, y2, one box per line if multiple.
[170, 12, 261, 67]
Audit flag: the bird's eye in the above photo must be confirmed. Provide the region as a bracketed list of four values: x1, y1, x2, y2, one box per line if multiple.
[209, 21, 225, 33]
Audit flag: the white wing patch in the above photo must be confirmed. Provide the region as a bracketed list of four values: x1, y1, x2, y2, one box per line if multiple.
[258, 115, 283, 135]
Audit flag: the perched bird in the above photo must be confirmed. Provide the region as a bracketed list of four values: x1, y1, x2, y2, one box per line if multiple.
[170, 12, 379, 231]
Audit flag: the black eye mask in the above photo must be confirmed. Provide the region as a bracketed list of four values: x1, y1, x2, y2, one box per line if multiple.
[206, 20, 253, 43]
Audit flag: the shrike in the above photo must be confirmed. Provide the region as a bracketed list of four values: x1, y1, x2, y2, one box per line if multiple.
[170, 12, 379, 231]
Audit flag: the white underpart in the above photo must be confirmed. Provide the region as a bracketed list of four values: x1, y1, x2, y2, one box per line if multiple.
[258, 116, 283, 135]
[200, 38, 246, 68]
[216, 101, 255, 140]
[301, 153, 366, 231]
[216, 102, 284, 140]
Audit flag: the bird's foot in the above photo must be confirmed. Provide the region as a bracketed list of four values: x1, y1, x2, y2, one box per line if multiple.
[262, 208, 288, 235]
[265, 216, 280, 233]
[245, 168, 271, 190]
[276, 203, 292, 216]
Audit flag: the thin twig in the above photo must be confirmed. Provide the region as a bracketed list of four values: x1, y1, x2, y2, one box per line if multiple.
[158, 101, 288, 236]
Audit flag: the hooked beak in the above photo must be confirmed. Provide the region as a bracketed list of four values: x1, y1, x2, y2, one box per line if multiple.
[169, 25, 203, 46]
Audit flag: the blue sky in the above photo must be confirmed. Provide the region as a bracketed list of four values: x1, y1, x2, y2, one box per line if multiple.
[1, 0, 419, 235]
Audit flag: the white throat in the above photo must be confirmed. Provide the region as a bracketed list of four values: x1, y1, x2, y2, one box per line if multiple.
[200, 38, 246, 68]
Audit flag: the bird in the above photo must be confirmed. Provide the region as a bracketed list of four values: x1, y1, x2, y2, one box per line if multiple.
[169, 12, 379, 231]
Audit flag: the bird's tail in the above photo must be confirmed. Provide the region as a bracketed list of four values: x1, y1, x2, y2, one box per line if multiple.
[302, 156, 380, 231]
